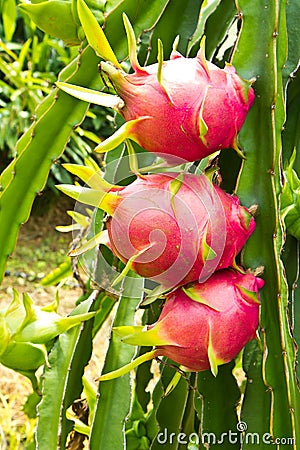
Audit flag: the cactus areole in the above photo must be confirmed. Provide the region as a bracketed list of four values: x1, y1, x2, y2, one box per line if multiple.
[104, 172, 256, 289]
[112, 269, 263, 376]
[98, 46, 255, 162]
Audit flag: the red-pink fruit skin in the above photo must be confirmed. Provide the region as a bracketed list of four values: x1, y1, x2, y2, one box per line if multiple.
[150, 270, 263, 371]
[106, 173, 256, 289]
[109, 51, 255, 162]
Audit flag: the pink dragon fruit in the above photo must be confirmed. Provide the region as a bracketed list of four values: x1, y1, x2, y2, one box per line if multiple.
[101, 172, 256, 289]
[110, 269, 263, 376]
[96, 42, 255, 162]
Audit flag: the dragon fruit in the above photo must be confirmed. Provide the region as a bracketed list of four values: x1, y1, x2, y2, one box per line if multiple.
[105, 269, 263, 377]
[95, 33, 255, 162]
[104, 172, 256, 289]
[58, 168, 256, 290]
[56, 15, 254, 163]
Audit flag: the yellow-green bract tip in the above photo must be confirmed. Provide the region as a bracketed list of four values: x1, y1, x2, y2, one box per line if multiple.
[77, 0, 121, 67]
[99, 349, 158, 381]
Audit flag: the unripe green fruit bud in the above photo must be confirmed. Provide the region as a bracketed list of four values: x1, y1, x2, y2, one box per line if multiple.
[0, 290, 95, 374]
[1, 341, 48, 372]
[0, 317, 10, 357]
[19, 1, 81, 46]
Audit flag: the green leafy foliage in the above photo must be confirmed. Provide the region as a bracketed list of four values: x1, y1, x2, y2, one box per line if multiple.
[0, 0, 17, 41]
[0, 37, 54, 157]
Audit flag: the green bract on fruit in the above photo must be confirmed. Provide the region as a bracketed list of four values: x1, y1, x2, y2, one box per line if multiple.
[102, 269, 263, 379]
